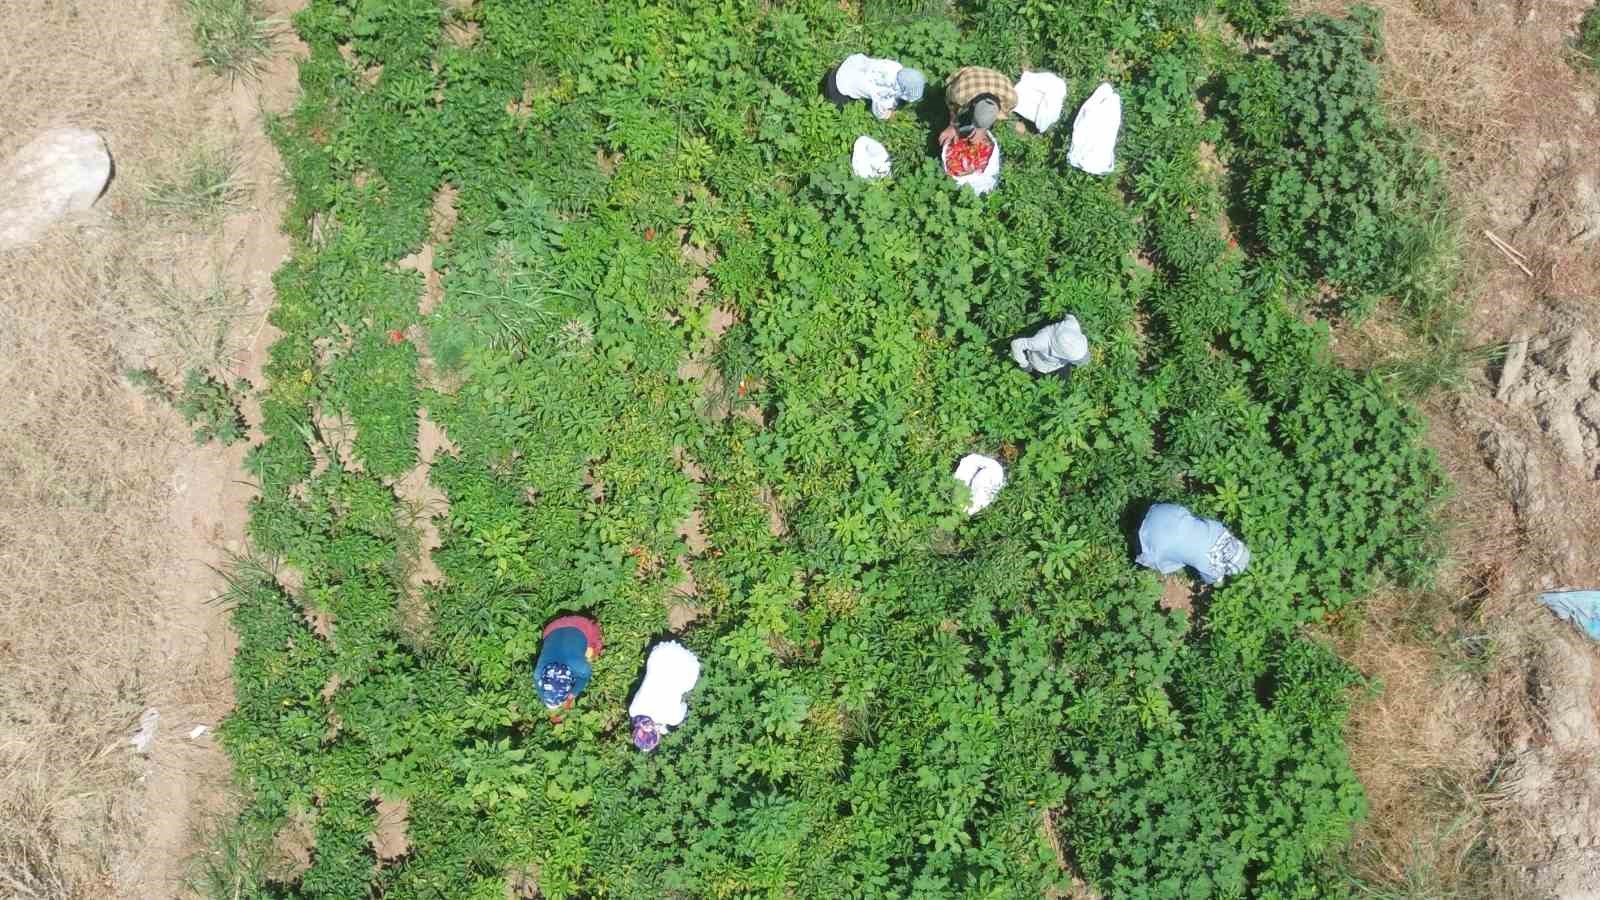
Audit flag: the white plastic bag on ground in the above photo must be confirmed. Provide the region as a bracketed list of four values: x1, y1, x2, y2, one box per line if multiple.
[130, 708, 159, 754]
[851, 135, 891, 179]
[1067, 82, 1122, 176]
[1013, 71, 1068, 132]
[941, 139, 1001, 196]
[953, 454, 1005, 515]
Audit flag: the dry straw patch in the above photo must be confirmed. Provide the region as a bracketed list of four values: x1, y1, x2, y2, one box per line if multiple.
[0, 0, 267, 896]
[1299, 0, 1600, 891]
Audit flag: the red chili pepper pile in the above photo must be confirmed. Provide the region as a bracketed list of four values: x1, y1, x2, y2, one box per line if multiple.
[943, 135, 994, 177]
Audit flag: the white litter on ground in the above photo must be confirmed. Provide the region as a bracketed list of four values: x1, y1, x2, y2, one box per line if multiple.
[130, 707, 160, 754]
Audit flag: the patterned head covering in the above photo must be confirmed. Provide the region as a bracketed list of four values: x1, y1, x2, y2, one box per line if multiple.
[895, 68, 926, 102]
[537, 663, 574, 708]
[631, 715, 661, 751]
[1208, 533, 1251, 581]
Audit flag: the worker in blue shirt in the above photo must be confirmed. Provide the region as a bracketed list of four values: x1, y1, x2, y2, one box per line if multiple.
[1135, 503, 1251, 586]
[534, 615, 603, 719]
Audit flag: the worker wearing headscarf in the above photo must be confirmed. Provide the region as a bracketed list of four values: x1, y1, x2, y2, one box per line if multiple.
[1011, 315, 1090, 375]
[939, 66, 1018, 145]
[825, 54, 926, 120]
[534, 615, 603, 715]
[1135, 503, 1251, 586]
[628, 641, 701, 751]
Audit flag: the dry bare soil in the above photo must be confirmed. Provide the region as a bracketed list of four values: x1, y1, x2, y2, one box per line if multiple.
[0, 0, 301, 896]
[1324, 0, 1600, 895]
[0, 0, 1597, 897]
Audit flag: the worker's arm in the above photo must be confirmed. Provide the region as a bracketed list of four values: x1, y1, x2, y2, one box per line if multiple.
[939, 106, 959, 146]
[1012, 328, 1052, 362]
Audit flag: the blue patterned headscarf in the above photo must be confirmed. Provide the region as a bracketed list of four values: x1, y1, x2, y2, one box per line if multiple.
[631, 715, 661, 751]
[538, 663, 574, 708]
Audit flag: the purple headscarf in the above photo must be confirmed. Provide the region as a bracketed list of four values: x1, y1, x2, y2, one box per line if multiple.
[631, 715, 660, 751]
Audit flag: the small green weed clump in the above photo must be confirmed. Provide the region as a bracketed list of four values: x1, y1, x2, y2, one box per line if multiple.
[186, 0, 273, 79]
[209, 0, 1452, 896]
[142, 144, 246, 223]
[1579, 2, 1600, 72]
[128, 367, 249, 446]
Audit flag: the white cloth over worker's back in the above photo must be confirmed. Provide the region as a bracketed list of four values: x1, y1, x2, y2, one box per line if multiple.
[1136, 503, 1250, 586]
[953, 454, 1005, 515]
[1067, 82, 1122, 176]
[851, 136, 891, 179]
[1013, 71, 1068, 132]
[628, 641, 701, 729]
[941, 139, 1002, 196]
[836, 54, 906, 121]
[1011, 315, 1089, 374]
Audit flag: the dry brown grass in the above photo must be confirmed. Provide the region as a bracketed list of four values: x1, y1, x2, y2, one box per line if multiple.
[1328, 389, 1544, 896]
[1337, 589, 1529, 897]
[1300, 0, 1600, 891]
[0, 1, 255, 896]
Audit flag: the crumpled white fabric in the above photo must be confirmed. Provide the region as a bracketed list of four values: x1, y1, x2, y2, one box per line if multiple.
[1013, 71, 1068, 132]
[628, 641, 701, 729]
[953, 454, 1006, 515]
[941, 139, 1002, 196]
[1067, 82, 1122, 176]
[851, 135, 891, 179]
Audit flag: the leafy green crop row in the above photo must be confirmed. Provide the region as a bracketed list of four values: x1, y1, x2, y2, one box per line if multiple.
[215, 0, 1449, 896]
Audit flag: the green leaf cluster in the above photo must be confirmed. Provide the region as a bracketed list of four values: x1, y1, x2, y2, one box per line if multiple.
[1218, 7, 1447, 317]
[212, 0, 1450, 896]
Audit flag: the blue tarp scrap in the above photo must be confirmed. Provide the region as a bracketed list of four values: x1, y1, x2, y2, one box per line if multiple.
[1538, 591, 1600, 640]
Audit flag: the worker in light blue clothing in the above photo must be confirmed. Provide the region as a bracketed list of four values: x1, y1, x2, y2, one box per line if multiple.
[534, 615, 603, 721]
[1135, 503, 1250, 586]
[824, 54, 927, 120]
[1010, 315, 1089, 375]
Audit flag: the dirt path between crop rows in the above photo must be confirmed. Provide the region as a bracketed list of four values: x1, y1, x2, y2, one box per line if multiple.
[122, 6, 308, 896]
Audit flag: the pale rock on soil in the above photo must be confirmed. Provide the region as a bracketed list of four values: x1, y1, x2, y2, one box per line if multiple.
[0, 127, 112, 249]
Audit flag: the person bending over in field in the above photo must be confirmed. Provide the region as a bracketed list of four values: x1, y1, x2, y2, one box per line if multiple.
[1135, 503, 1251, 586]
[628, 641, 701, 752]
[535, 614, 603, 720]
[824, 54, 926, 120]
[938, 65, 1017, 146]
[1011, 315, 1089, 375]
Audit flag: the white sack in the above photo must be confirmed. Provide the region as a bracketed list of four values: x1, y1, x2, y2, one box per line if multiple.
[1067, 82, 1122, 176]
[953, 454, 1006, 515]
[1013, 71, 1068, 132]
